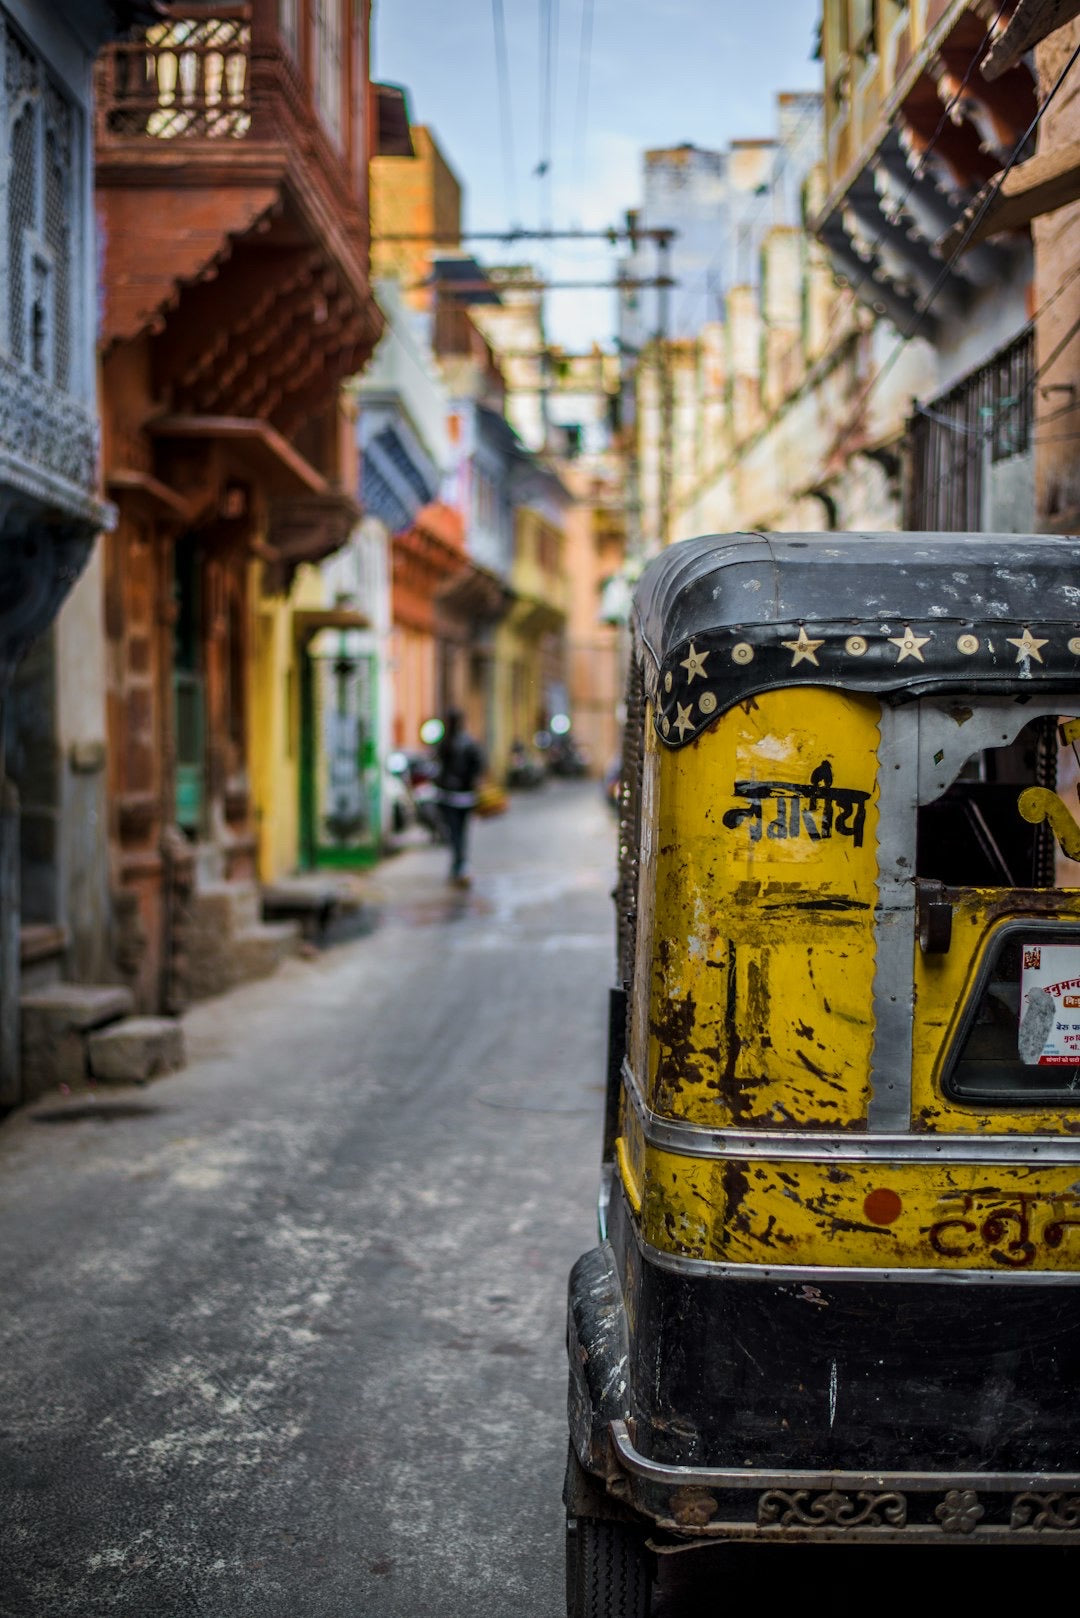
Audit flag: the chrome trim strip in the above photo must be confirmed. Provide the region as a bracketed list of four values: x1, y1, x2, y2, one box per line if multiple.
[622, 1058, 1080, 1164]
[610, 1420, 1080, 1494]
[868, 702, 918, 1131]
[633, 1222, 1080, 1286]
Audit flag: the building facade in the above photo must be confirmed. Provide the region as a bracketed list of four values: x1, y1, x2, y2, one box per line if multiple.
[646, 6, 1045, 549]
[1, 1, 157, 1106]
[94, 1, 384, 1011]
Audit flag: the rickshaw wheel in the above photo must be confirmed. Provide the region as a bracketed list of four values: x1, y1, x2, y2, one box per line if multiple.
[565, 1515, 653, 1618]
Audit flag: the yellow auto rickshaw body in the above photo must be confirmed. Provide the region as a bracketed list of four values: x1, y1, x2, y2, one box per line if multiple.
[566, 532, 1080, 1561]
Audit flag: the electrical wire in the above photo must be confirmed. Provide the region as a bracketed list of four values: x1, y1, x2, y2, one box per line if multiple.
[538, 0, 555, 228]
[919, 302, 1080, 515]
[823, 4, 1010, 329]
[491, 0, 518, 227]
[573, 0, 594, 210]
[644, 14, 1069, 529]
[847, 33, 1080, 434]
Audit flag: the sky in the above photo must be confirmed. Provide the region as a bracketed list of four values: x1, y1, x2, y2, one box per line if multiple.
[372, 0, 821, 347]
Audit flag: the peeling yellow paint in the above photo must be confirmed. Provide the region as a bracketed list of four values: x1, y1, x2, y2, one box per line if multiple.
[641, 687, 880, 1128]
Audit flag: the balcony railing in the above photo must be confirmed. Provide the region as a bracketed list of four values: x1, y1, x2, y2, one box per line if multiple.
[101, 8, 252, 140]
[96, 7, 368, 246]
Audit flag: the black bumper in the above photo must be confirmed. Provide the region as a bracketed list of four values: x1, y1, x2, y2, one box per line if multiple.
[567, 1195, 1080, 1544]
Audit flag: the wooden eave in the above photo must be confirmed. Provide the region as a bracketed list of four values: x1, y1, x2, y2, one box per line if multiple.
[148, 414, 328, 497]
[938, 140, 1080, 256]
[294, 607, 370, 643]
[95, 137, 376, 329]
[813, 1, 1029, 233]
[106, 466, 195, 520]
[436, 561, 514, 626]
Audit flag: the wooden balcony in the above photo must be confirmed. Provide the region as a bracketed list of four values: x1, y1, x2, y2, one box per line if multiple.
[815, 1, 1037, 335]
[95, 1, 382, 409]
[95, 5, 370, 272]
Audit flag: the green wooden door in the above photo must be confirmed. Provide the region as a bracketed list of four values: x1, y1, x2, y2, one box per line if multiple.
[173, 540, 205, 834]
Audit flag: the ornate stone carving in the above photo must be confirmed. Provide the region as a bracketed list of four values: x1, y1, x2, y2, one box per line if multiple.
[934, 1489, 985, 1534]
[0, 357, 97, 494]
[3, 17, 37, 105]
[757, 1489, 907, 1529]
[1011, 1492, 1080, 1531]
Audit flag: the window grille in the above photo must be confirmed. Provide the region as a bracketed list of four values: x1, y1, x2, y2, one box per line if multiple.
[4, 16, 78, 391]
[44, 130, 71, 390]
[8, 103, 34, 367]
[904, 324, 1034, 532]
[278, 0, 299, 58]
[311, 0, 343, 148]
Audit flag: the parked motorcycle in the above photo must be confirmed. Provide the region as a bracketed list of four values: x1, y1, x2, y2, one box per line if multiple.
[386, 750, 445, 842]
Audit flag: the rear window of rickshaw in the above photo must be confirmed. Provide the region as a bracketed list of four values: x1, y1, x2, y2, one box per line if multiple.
[945, 930, 1080, 1106]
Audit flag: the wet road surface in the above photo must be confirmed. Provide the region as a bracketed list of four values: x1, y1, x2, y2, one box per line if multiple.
[0, 783, 1067, 1614]
[0, 783, 610, 1616]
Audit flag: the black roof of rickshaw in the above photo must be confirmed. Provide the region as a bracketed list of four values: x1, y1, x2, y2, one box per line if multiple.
[635, 532, 1080, 748]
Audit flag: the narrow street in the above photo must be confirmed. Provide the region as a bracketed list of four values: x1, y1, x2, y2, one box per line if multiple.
[0, 785, 609, 1617]
[0, 783, 1066, 1615]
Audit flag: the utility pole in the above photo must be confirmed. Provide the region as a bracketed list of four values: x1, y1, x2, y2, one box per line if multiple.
[374, 227, 677, 246]
[417, 277, 676, 295]
[656, 232, 674, 553]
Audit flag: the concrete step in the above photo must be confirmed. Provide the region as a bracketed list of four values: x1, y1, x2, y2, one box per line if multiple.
[228, 922, 301, 986]
[186, 919, 300, 1002]
[19, 984, 135, 1099]
[86, 1016, 185, 1084]
[184, 880, 265, 1001]
[262, 875, 365, 939]
[19, 924, 68, 993]
[190, 880, 261, 934]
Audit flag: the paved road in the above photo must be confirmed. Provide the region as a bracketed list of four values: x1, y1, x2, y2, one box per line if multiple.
[0, 784, 1063, 1616]
[0, 783, 612, 1617]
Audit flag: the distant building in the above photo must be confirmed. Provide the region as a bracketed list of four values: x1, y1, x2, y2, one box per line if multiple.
[621, 100, 822, 353]
[622, 100, 823, 549]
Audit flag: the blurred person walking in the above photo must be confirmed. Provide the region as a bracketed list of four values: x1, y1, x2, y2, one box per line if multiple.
[435, 709, 484, 887]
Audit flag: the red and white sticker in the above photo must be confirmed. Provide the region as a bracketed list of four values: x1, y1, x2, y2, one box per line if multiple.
[1019, 944, 1080, 1066]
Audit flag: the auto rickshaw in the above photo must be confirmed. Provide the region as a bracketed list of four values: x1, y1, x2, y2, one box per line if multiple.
[566, 531, 1080, 1616]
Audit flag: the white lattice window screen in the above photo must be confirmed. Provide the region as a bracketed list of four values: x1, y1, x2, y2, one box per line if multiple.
[311, 0, 344, 148]
[2, 12, 80, 394]
[278, 0, 299, 58]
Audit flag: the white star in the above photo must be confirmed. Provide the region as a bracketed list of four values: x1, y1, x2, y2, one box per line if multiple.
[672, 702, 695, 740]
[679, 642, 709, 684]
[781, 626, 824, 667]
[888, 626, 931, 663]
[1007, 627, 1048, 664]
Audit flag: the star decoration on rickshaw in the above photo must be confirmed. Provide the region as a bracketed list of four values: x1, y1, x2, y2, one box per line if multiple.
[679, 642, 710, 684]
[781, 626, 824, 667]
[672, 702, 695, 740]
[888, 626, 931, 663]
[1006, 627, 1048, 664]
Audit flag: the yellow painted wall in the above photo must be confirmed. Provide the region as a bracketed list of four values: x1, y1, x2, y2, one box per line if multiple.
[249, 561, 324, 883]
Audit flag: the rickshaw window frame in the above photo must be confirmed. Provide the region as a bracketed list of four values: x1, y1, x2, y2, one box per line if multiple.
[939, 915, 1080, 1109]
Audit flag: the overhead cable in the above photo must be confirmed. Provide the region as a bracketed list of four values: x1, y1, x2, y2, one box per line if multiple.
[849, 32, 1080, 431]
[491, 0, 518, 226]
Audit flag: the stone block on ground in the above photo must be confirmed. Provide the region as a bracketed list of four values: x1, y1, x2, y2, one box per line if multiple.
[185, 880, 263, 1000]
[228, 921, 301, 985]
[86, 1017, 185, 1083]
[19, 984, 136, 1098]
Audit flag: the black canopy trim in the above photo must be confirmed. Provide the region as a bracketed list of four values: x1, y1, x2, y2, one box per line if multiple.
[652, 619, 1080, 748]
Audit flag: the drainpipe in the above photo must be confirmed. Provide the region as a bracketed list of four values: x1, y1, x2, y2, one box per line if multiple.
[0, 679, 20, 1108]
